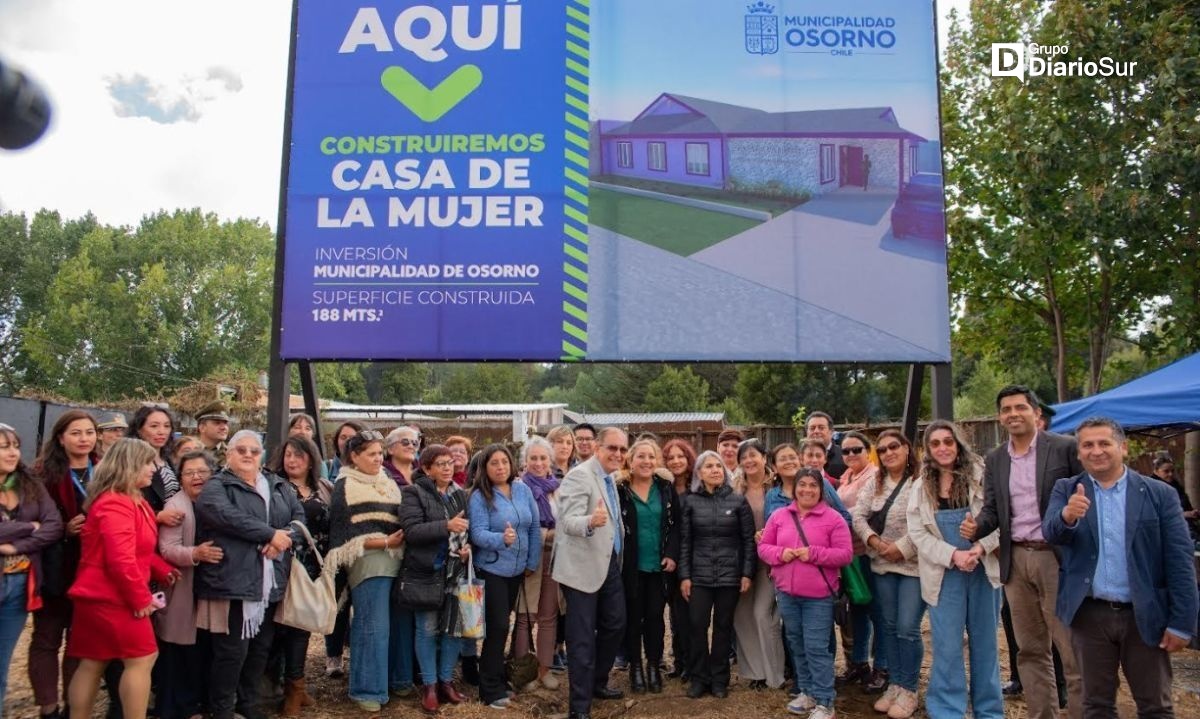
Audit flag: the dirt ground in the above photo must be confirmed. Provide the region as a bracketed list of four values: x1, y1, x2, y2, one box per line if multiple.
[5, 617, 1199, 718]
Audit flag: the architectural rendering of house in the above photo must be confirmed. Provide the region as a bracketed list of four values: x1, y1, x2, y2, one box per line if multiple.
[595, 93, 928, 197]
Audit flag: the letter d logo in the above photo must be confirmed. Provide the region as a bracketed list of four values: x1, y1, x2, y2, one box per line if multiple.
[991, 43, 1025, 80]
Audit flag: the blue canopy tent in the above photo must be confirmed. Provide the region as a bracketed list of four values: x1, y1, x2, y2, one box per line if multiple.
[1050, 352, 1200, 437]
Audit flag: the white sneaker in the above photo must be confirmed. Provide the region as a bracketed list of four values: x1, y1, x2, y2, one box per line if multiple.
[787, 693, 817, 714]
[488, 697, 511, 710]
[325, 655, 345, 678]
[540, 672, 561, 690]
[873, 684, 901, 713]
[809, 705, 836, 719]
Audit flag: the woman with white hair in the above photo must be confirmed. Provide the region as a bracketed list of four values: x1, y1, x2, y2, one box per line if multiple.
[512, 436, 563, 690]
[193, 430, 304, 719]
[382, 427, 418, 487]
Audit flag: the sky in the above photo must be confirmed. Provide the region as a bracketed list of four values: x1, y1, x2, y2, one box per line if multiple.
[0, 0, 970, 228]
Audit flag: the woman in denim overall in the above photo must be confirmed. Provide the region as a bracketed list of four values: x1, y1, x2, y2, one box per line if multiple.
[907, 420, 1004, 719]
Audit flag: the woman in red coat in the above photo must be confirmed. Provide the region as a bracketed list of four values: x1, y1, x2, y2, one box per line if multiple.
[66, 438, 179, 719]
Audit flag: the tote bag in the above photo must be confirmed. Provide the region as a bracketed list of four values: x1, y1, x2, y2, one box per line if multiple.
[452, 555, 486, 639]
[277, 520, 338, 634]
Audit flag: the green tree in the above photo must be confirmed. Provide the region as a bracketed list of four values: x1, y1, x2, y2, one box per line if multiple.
[0, 210, 100, 390]
[943, 0, 1197, 399]
[642, 366, 711, 412]
[426, 363, 534, 403]
[20, 209, 274, 399]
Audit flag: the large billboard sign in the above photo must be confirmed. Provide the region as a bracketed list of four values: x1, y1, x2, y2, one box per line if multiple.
[280, 0, 950, 362]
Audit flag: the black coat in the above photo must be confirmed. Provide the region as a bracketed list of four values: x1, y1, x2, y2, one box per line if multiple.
[398, 473, 469, 592]
[678, 483, 755, 588]
[194, 470, 305, 602]
[618, 474, 681, 597]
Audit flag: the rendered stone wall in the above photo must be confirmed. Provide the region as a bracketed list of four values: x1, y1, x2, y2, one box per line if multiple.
[727, 137, 903, 196]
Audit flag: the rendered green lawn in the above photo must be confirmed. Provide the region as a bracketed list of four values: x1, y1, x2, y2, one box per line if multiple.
[588, 187, 761, 256]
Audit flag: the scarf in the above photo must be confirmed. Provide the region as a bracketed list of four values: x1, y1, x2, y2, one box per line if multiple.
[521, 471, 559, 529]
[241, 472, 276, 640]
[325, 466, 404, 575]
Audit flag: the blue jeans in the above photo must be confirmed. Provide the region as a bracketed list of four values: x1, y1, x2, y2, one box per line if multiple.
[415, 608, 464, 685]
[778, 593, 836, 706]
[873, 572, 925, 691]
[927, 507, 1003, 719]
[850, 555, 884, 667]
[349, 576, 414, 703]
[0, 573, 28, 715]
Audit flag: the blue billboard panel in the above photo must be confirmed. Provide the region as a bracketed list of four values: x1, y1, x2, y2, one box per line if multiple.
[280, 0, 949, 362]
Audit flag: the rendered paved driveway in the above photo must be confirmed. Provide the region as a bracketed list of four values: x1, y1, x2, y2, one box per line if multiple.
[688, 188, 951, 358]
[584, 225, 945, 362]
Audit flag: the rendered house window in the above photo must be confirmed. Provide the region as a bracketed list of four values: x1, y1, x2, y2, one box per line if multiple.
[908, 145, 918, 177]
[685, 142, 710, 175]
[647, 142, 667, 172]
[819, 144, 835, 184]
[617, 142, 633, 168]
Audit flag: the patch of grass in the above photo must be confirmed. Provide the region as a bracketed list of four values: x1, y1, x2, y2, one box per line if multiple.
[588, 187, 760, 257]
[592, 174, 805, 217]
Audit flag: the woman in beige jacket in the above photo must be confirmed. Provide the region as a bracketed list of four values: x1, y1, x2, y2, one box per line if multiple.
[906, 420, 1002, 719]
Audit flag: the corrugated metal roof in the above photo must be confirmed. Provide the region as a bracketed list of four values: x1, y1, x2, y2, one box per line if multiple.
[581, 412, 725, 425]
[323, 402, 565, 413]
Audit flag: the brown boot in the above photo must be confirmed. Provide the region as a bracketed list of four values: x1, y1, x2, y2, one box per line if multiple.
[296, 677, 314, 707]
[280, 678, 306, 717]
[421, 684, 440, 714]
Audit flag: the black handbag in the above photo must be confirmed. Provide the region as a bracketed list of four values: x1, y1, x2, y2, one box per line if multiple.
[394, 566, 445, 610]
[505, 582, 540, 688]
[866, 477, 907, 537]
[790, 513, 851, 626]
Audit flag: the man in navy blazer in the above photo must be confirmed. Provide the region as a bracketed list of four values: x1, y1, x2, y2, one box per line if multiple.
[1043, 416, 1198, 718]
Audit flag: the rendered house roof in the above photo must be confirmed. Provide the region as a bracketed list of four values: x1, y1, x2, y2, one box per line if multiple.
[604, 93, 925, 140]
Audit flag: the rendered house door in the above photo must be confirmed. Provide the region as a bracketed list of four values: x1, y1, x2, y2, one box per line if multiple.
[839, 145, 864, 187]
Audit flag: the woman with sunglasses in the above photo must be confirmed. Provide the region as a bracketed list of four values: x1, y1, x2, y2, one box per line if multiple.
[325, 430, 411, 714]
[731, 439, 786, 691]
[907, 421, 1001, 719]
[851, 429, 923, 719]
[383, 427, 418, 488]
[193, 430, 304, 719]
[834, 431, 886, 692]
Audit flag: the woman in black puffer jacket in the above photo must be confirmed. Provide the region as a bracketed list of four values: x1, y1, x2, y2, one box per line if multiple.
[397, 445, 470, 713]
[193, 431, 305, 719]
[678, 450, 755, 700]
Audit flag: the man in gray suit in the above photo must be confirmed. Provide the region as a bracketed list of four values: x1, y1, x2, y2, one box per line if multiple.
[552, 426, 629, 719]
[962, 385, 1084, 719]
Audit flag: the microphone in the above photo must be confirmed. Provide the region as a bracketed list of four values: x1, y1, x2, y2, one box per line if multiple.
[0, 59, 52, 150]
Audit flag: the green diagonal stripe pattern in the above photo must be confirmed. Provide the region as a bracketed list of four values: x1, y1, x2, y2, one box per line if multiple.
[561, 0, 590, 361]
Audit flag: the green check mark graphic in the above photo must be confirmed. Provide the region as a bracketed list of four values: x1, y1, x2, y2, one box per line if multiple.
[380, 65, 483, 122]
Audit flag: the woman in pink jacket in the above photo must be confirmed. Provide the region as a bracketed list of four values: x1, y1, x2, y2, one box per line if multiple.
[759, 468, 852, 719]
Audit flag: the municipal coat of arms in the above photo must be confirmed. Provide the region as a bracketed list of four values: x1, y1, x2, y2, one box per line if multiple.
[745, 1, 779, 55]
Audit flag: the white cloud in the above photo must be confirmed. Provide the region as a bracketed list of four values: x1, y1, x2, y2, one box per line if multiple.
[0, 0, 290, 227]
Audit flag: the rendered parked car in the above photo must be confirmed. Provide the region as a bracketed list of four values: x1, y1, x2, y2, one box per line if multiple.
[890, 172, 945, 240]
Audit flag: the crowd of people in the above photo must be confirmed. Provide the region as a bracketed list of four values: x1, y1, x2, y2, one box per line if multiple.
[0, 383, 1195, 719]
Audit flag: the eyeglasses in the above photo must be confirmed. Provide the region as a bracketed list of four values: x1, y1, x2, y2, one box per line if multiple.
[181, 469, 212, 479]
[575, 436, 595, 443]
[432, 459, 454, 469]
[232, 446, 262, 456]
[842, 446, 866, 455]
[359, 430, 383, 442]
[604, 445, 629, 454]
[395, 438, 417, 448]
[877, 442, 903, 455]
[927, 438, 955, 449]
